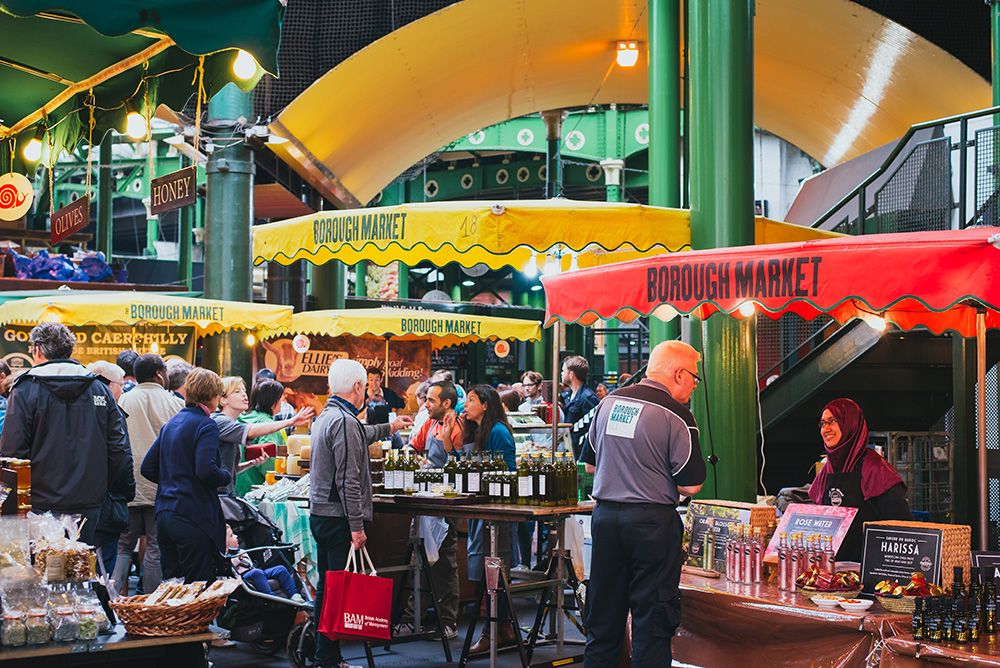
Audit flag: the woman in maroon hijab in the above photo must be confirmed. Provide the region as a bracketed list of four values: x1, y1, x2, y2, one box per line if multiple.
[808, 398, 911, 562]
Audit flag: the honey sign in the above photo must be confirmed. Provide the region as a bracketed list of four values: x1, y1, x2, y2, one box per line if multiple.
[150, 166, 196, 215]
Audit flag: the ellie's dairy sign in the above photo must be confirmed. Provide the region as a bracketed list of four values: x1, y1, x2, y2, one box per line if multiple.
[150, 166, 196, 215]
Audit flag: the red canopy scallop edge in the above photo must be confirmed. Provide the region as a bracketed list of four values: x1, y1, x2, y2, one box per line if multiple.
[541, 228, 1000, 338]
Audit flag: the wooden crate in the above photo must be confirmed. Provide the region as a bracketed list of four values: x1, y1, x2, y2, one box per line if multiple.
[864, 520, 970, 589]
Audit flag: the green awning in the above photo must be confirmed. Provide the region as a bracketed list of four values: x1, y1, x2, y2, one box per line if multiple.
[0, 3, 283, 175]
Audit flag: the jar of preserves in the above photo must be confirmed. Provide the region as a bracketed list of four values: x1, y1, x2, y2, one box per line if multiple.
[75, 606, 98, 640]
[53, 606, 76, 642]
[2, 611, 25, 647]
[25, 609, 50, 645]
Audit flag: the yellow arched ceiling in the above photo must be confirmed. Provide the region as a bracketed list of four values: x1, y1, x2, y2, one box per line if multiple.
[268, 0, 990, 208]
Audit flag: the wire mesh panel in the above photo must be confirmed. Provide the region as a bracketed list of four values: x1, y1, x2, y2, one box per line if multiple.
[875, 431, 954, 524]
[973, 126, 1000, 227]
[757, 313, 832, 385]
[872, 137, 951, 234]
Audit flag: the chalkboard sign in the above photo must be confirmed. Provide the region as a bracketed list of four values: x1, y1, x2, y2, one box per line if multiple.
[684, 502, 752, 573]
[972, 551, 1000, 580]
[861, 524, 943, 593]
[764, 504, 857, 562]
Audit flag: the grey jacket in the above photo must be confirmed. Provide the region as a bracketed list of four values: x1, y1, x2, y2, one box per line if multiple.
[309, 396, 390, 530]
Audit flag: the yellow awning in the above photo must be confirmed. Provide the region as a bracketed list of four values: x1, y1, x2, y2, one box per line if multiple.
[267, 307, 541, 349]
[253, 200, 843, 270]
[0, 291, 293, 337]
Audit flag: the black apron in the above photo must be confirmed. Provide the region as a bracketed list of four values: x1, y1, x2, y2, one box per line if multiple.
[822, 454, 877, 563]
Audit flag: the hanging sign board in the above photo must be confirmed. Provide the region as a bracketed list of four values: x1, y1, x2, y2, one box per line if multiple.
[0, 324, 196, 367]
[51, 195, 90, 244]
[150, 166, 197, 215]
[0, 172, 33, 221]
[763, 504, 857, 563]
[861, 524, 943, 593]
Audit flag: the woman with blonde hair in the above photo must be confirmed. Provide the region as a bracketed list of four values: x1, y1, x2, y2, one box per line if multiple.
[213, 375, 313, 496]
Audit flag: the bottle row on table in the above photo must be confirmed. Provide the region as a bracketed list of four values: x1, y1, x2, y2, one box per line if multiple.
[379, 450, 581, 505]
[912, 566, 998, 644]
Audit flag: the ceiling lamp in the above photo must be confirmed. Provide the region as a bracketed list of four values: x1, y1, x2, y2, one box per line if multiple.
[616, 41, 639, 67]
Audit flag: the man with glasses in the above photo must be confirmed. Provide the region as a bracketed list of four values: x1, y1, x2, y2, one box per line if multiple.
[517, 370, 545, 412]
[0, 323, 128, 545]
[582, 340, 706, 668]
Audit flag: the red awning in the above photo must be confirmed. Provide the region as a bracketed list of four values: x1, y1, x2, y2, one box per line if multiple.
[541, 228, 1000, 337]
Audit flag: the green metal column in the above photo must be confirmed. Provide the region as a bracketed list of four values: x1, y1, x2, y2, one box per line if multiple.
[448, 265, 462, 302]
[398, 263, 409, 300]
[97, 136, 113, 259]
[355, 261, 367, 297]
[993, 0, 1000, 106]
[541, 110, 566, 199]
[599, 158, 623, 375]
[648, 0, 681, 348]
[313, 261, 346, 310]
[203, 83, 255, 380]
[178, 154, 193, 289]
[689, 0, 756, 502]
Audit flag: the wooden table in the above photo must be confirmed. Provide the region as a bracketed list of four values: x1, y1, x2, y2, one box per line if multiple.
[0, 628, 214, 667]
[372, 499, 594, 668]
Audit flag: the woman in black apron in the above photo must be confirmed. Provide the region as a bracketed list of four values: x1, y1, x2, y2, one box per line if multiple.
[807, 398, 911, 562]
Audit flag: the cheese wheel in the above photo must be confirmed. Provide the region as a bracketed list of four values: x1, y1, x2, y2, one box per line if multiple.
[286, 456, 301, 475]
[287, 434, 310, 457]
[299, 444, 311, 461]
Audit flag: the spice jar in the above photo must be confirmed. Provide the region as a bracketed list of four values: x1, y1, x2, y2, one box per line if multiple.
[25, 609, 51, 645]
[2, 611, 25, 647]
[75, 606, 98, 641]
[53, 606, 76, 642]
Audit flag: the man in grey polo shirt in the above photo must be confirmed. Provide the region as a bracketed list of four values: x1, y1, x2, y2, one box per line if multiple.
[581, 340, 706, 668]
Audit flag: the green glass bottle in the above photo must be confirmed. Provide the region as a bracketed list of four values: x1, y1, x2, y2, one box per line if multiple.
[457, 452, 468, 495]
[517, 454, 533, 504]
[540, 456, 556, 506]
[444, 453, 458, 492]
[383, 451, 397, 494]
[403, 450, 417, 493]
[467, 453, 482, 495]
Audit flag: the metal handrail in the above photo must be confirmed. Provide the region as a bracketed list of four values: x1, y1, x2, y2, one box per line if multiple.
[811, 105, 1000, 230]
[757, 317, 838, 383]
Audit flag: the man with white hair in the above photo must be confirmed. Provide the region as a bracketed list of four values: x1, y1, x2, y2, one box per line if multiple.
[582, 340, 706, 668]
[0, 323, 128, 545]
[310, 359, 412, 668]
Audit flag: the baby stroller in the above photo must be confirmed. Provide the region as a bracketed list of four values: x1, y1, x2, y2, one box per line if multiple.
[219, 496, 317, 667]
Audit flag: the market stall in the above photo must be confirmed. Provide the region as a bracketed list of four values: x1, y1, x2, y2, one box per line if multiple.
[251, 307, 546, 585]
[540, 227, 1000, 665]
[0, 290, 293, 367]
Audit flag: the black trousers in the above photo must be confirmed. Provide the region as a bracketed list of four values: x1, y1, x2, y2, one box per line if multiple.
[156, 510, 217, 583]
[311, 514, 354, 668]
[583, 501, 682, 668]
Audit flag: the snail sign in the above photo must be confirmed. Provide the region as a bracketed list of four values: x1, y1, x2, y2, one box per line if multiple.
[0, 172, 33, 222]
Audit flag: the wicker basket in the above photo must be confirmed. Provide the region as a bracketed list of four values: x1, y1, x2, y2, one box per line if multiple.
[864, 520, 971, 590]
[110, 594, 228, 636]
[875, 594, 917, 614]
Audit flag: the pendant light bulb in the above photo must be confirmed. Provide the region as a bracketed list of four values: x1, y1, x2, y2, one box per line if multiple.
[542, 254, 559, 276]
[150, 341, 160, 354]
[523, 251, 539, 278]
[124, 99, 147, 140]
[233, 50, 258, 80]
[22, 128, 43, 163]
[246, 333, 257, 347]
[738, 301, 756, 317]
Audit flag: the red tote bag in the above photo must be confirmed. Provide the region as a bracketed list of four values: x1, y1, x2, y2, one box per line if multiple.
[318, 545, 393, 641]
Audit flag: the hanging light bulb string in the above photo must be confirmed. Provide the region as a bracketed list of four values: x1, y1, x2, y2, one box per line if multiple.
[85, 90, 96, 200]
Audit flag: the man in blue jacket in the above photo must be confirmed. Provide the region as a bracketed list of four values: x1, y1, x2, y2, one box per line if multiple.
[0, 323, 128, 545]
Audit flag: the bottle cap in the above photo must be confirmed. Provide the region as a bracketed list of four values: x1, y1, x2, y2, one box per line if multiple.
[915, 597, 923, 610]
[988, 569, 996, 583]
[971, 566, 980, 581]
[955, 566, 964, 580]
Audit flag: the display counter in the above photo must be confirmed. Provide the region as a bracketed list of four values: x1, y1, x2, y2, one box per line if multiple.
[881, 636, 1000, 667]
[671, 573, 909, 668]
[0, 627, 214, 667]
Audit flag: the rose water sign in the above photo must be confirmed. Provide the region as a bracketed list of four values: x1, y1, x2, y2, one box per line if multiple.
[764, 504, 857, 563]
